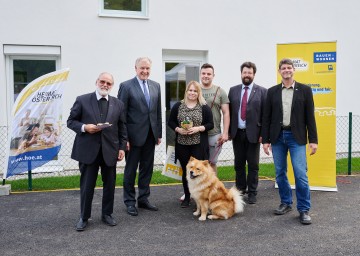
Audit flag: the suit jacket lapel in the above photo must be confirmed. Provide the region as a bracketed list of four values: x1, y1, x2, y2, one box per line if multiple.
[91, 93, 101, 124]
[275, 83, 283, 115]
[234, 85, 242, 110]
[291, 82, 300, 111]
[133, 77, 149, 108]
[148, 80, 156, 109]
[106, 96, 114, 123]
[248, 84, 257, 103]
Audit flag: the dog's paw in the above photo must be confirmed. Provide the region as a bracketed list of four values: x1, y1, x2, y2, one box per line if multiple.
[193, 210, 200, 216]
[198, 216, 207, 221]
[207, 215, 220, 220]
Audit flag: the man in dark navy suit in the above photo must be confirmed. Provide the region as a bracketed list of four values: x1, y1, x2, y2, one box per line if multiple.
[67, 72, 127, 231]
[118, 57, 162, 216]
[228, 62, 267, 204]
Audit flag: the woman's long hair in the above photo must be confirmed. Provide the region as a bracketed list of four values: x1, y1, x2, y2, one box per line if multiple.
[183, 80, 206, 105]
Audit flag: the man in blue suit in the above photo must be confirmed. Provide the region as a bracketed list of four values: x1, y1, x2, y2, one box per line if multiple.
[67, 72, 127, 231]
[118, 57, 162, 216]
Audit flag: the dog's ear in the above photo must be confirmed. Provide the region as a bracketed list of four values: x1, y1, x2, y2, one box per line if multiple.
[203, 160, 210, 166]
[189, 156, 195, 161]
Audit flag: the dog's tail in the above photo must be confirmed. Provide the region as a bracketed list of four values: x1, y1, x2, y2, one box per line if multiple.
[229, 186, 245, 214]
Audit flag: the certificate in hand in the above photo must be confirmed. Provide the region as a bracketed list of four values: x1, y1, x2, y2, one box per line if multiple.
[97, 122, 112, 129]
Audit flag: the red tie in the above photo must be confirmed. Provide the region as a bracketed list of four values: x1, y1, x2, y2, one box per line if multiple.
[240, 86, 248, 121]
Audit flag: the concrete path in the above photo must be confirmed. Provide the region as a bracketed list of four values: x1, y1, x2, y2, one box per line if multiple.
[0, 176, 359, 256]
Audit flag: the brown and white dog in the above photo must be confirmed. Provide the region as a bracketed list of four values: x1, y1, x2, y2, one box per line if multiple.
[186, 157, 245, 221]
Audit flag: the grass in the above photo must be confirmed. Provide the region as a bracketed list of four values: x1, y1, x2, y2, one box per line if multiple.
[5, 159, 359, 192]
[336, 157, 360, 173]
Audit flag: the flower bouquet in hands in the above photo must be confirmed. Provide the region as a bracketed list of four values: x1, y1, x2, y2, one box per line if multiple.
[181, 117, 193, 130]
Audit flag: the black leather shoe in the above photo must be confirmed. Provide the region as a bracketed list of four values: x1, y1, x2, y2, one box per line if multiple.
[127, 206, 138, 216]
[76, 218, 88, 231]
[247, 194, 257, 204]
[299, 211, 312, 225]
[180, 198, 190, 208]
[101, 214, 117, 226]
[138, 201, 159, 211]
[274, 203, 292, 215]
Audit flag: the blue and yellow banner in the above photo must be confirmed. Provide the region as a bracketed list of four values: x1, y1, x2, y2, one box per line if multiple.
[4, 69, 70, 179]
[277, 42, 337, 191]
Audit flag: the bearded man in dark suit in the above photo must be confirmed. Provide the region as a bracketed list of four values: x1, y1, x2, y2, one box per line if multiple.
[228, 62, 267, 204]
[67, 72, 127, 231]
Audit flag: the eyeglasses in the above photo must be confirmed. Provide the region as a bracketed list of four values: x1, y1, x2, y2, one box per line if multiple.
[98, 80, 113, 86]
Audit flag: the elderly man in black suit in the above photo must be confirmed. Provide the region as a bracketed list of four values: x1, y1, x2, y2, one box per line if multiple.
[228, 62, 267, 204]
[67, 72, 127, 231]
[118, 57, 162, 216]
[262, 58, 318, 225]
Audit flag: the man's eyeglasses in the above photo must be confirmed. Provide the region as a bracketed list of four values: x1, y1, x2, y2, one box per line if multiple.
[98, 80, 113, 86]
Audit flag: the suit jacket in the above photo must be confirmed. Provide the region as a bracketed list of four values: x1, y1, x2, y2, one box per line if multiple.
[228, 84, 267, 143]
[117, 77, 162, 147]
[67, 92, 127, 166]
[262, 82, 318, 145]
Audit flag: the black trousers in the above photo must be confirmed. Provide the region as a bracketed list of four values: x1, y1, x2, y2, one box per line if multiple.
[79, 149, 116, 220]
[123, 130, 155, 206]
[176, 143, 205, 199]
[232, 129, 260, 195]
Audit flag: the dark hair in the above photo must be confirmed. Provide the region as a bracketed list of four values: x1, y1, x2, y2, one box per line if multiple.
[278, 58, 294, 69]
[26, 123, 40, 131]
[240, 62, 257, 74]
[200, 63, 214, 73]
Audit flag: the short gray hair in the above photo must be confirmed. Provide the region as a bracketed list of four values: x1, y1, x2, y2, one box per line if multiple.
[135, 57, 152, 67]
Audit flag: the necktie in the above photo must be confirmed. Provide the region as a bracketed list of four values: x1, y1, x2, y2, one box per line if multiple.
[142, 80, 150, 108]
[240, 86, 249, 121]
[99, 98, 108, 123]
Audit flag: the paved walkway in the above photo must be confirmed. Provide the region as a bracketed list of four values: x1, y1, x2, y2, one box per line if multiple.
[0, 176, 359, 256]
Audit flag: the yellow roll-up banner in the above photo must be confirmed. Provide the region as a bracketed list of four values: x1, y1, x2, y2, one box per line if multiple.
[277, 42, 337, 191]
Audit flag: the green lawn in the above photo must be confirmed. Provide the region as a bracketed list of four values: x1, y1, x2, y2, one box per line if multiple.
[6, 159, 359, 192]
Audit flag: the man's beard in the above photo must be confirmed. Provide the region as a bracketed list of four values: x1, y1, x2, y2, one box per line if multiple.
[242, 77, 253, 86]
[97, 87, 111, 96]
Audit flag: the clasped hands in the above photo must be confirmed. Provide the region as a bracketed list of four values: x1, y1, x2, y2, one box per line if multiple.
[176, 126, 202, 135]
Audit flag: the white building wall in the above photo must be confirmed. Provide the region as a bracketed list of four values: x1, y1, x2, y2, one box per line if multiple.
[0, 0, 359, 124]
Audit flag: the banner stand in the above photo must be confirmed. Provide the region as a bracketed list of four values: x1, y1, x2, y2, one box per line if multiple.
[277, 41, 337, 191]
[28, 161, 32, 191]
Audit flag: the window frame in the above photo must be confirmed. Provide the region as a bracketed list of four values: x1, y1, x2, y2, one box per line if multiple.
[99, 0, 149, 19]
[4, 45, 61, 126]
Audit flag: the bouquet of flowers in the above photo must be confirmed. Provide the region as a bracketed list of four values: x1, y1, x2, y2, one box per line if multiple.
[181, 117, 193, 130]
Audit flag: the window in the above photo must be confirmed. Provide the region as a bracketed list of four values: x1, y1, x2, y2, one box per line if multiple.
[4, 45, 61, 121]
[13, 59, 56, 102]
[99, 0, 149, 19]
